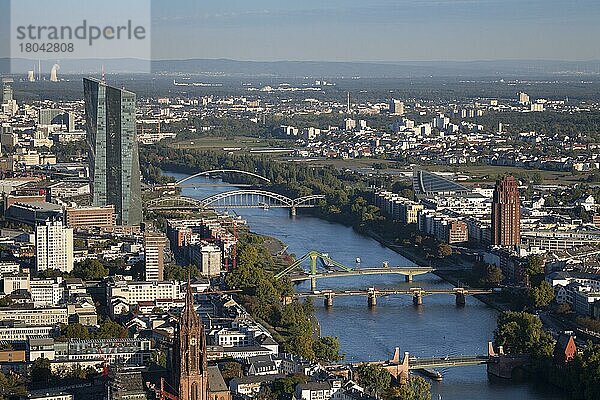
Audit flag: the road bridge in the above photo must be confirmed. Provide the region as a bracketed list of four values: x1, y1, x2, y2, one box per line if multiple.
[275, 251, 433, 290]
[332, 343, 528, 383]
[295, 287, 492, 307]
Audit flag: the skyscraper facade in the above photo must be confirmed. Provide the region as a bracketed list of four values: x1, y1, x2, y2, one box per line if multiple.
[144, 232, 168, 281]
[83, 78, 142, 226]
[491, 176, 521, 247]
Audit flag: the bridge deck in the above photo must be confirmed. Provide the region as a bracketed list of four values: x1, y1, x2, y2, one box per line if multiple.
[295, 289, 492, 297]
[408, 356, 489, 369]
[288, 267, 433, 281]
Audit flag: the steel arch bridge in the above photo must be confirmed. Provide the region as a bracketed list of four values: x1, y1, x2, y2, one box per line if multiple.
[176, 169, 271, 185]
[146, 196, 206, 211]
[200, 190, 325, 209]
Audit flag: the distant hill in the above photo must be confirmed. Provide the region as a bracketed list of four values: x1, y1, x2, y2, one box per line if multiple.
[3, 57, 600, 78]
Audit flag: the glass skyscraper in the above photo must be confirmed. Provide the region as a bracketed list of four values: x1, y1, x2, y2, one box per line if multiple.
[83, 78, 142, 226]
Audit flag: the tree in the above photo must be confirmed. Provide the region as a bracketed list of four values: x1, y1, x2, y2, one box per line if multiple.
[0, 371, 26, 398]
[220, 361, 243, 381]
[0, 296, 13, 307]
[312, 336, 343, 363]
[529, 281, 555, 308]
[525, 255, 545, 287]
[164, 264, 200, 281]
[579, 343, 600, 400]
[272, 374, 308, 397]
[151, 350, 167, 368]
[356, 363, 392, 398]
[386, 376, 431, 400]
[31, 357, 52, 383]
[494, 311, 553, 357]
[94, 319, 127, 339]
[437, 243, 452, 258]
[472, 263, 504, 287]
[72, 259, 109, 280]
[62, 323, 90, 339]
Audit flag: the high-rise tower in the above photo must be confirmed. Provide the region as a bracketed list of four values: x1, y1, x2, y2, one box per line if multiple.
[491, 176, 521, 247]
[172, 281, 208, 400]
[83, 77, 142, 226]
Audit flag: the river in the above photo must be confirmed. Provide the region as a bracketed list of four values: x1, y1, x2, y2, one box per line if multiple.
[165, 171, 565, 400]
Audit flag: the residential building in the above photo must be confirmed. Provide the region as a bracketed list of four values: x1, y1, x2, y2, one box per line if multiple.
[35, 220, 74, 273]
[491, 176, 521, 247]
[144, 232, 168, 281]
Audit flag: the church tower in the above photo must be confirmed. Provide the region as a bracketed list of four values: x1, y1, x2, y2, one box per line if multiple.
[172, 280, 208, 400]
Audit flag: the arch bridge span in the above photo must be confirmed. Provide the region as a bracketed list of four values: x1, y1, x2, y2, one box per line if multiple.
[200, 190, 325, 210]
[175, 169, 271, 185]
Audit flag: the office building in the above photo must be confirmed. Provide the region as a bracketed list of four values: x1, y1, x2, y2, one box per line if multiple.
[144, 232, 168, 281]
[35, 220, 74, 273]
[2, 78, 13, 103]
[491, 176, 521, 247]
[0, 306, 68, 326]
[518, 92, 530, 105]
[65, 205, 115, 229]
[39, 109, 62, 125]
[389, 99, 405, 115]
[83, 78, 142, 226]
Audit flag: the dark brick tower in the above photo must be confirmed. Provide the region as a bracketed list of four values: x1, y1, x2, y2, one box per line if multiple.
[172, 280, 208, 400]
[491, 176, 521, 247]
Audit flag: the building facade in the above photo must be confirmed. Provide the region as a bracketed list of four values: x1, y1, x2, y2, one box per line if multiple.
[35, 220, 74, 273]
[491, 176, 521, 247]
[65, 206, 115, 229]
[144, 232, 168, 281]
[83, 78, 142, 226]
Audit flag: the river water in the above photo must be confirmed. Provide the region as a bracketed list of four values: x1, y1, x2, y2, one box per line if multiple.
[166, 172, 565, 400]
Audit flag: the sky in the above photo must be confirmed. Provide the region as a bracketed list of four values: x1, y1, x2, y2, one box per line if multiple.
[150, 0, 600, 62]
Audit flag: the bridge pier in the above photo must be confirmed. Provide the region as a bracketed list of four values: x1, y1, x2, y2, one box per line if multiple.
[311, 278, 317, 292]
[289, 206, 297, 217]
[368, 292, 377, 307]
[413, 293, 423, 306]
[405, 274, 413, 283]
[455, 292, 466, 307]
[324, 294, 334, 308]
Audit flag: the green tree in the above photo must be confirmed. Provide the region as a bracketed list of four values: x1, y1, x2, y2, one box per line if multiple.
[151, 350, 167, 368]
[356, 363, 392, 398]
[526, 255, 545, 287]
[529, 281, 555, 308]
[312, 336, 343, 363]
[272, 374, 308, 397]
[94, 319, 127, 339]
[494, 311, 553, 357]
[0, 296, 13, 307]
[0, 371, 26, 398]
[73, 259, 109, 280]
[31, 357, 53, 383]
[473, 263, 504, 287]
[62, 323, 90, 339]
[164, 264, 201, 281]
[437, 243, 452, 258]
[220, 361, 243, 381]
[579, 343, 600, 400]
[386, 376, 431, 400]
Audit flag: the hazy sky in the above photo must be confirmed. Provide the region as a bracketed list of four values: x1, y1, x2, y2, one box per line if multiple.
[150, 0, 600, 62]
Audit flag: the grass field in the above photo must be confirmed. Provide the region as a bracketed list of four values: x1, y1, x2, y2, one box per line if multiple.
[169, 135, 291, 151]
